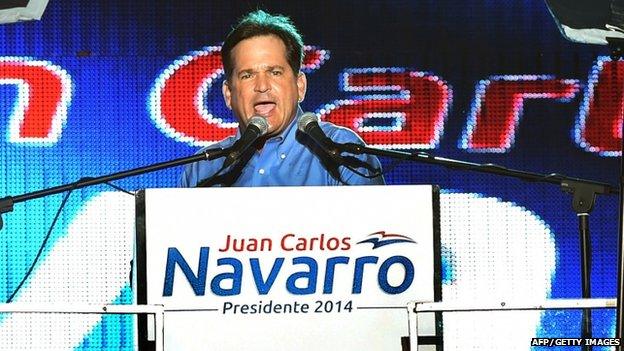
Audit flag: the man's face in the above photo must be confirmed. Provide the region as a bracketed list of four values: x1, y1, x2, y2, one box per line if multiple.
[223, 35, 307, 137]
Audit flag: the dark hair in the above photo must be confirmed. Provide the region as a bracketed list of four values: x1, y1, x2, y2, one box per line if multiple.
[221, 10, 304, 80]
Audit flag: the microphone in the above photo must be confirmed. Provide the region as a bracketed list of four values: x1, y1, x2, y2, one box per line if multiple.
[297, 112, 342, 160]
[297, 112, 384, 183]
[223, 115, 269, 168]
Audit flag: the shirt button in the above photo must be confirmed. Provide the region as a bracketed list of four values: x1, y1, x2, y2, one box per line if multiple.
[280, 153, 286, 159]
[258, 168, 265, 175]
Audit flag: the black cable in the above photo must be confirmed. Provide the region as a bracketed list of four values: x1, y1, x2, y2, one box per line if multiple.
[5, 187, 74, 303]
[80, 178, 134, 196]
[343, 165, 382, 179]
[196, 161, 231, 187]
[323, 157, 381, 185]
[4, 178, 135, 303]
[195, 144, 261, 187]
[343, 164, 383, 179]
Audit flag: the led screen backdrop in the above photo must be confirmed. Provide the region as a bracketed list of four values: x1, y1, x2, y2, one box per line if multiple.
[0, 0, 619, 350]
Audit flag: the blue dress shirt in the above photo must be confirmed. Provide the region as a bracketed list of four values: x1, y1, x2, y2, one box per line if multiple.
[179, 111, 385, 187]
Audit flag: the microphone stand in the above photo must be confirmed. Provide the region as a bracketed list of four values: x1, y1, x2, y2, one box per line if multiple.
[337, 142, 619, 346]
[0, 137, 618, 344]
[0, 148, 227, 231]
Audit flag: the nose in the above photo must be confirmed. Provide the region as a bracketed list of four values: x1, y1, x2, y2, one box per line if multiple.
[254, 73, 270, 93]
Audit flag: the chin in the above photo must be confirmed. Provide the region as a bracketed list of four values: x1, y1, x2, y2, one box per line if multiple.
[266, 119, 283, 131]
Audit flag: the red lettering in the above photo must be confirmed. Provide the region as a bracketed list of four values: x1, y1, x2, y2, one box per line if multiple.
[318, 68, 451, 149]
[341, 237, 351, 250]
[280, 233, 295, 251]
[575, 57, 624, 156]
[461, 75, 579, 152]
[0, 58, 72, 144]
[326, 237, 340, 250]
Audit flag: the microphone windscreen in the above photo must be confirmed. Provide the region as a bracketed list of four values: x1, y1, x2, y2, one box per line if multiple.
[247, 115, 269, 136]
[297, 112, 319, 133]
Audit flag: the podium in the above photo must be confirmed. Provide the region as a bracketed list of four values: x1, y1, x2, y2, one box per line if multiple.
[134, 185, 442, 350]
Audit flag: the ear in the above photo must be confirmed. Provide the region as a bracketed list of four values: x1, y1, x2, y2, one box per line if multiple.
[297, 72, 307, 102]
[222, 80, 232, 109]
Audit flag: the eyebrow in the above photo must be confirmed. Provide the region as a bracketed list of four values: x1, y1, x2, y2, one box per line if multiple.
[236, 65, 286, 76]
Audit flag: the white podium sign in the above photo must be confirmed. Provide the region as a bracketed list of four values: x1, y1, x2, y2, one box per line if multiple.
[136, 185, 440, 350]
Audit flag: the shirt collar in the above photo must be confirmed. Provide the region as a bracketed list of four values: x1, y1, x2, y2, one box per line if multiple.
[232, 106, 303, 146]
[268, 106, 303, 145]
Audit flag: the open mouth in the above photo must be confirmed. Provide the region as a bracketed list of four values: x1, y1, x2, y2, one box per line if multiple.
[253, 101, 276, 116]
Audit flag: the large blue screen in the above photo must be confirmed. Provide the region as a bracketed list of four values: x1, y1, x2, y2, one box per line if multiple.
[0, 1, 619, 350]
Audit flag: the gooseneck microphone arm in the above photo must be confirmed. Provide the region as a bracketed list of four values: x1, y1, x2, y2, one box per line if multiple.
[296, 112, 384, 183]
[297, 112, 344, 164]
[222, 115, 269, 168]
[0, 147, 228, 231]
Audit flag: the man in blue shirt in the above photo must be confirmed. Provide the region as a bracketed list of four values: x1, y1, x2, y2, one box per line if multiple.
[179, 10, 384, 187]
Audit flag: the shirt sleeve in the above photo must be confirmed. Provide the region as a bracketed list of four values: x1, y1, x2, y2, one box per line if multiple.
[178, 162, 197, 187]
[178, 137, 237, 188]
[322, 124, 386, 186]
